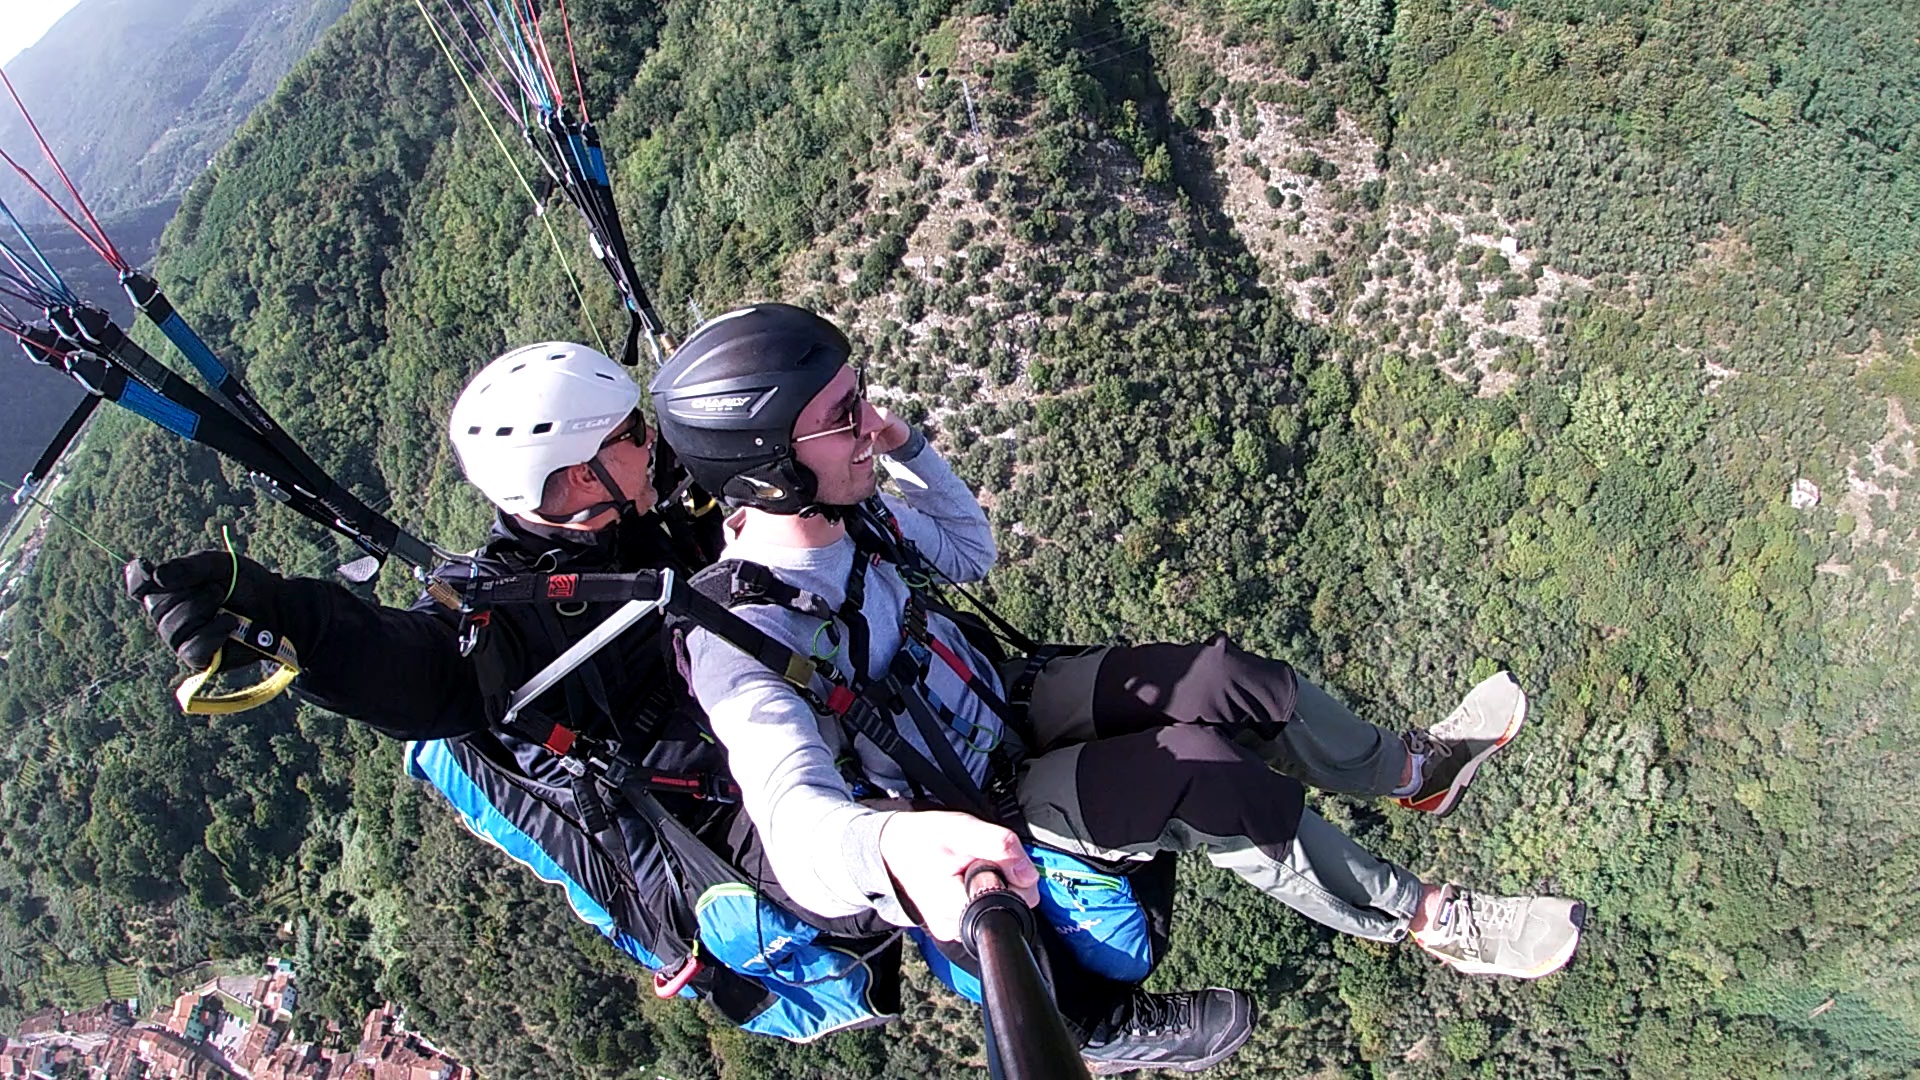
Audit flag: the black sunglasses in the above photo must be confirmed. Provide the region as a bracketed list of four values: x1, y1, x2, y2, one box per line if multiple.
[601, 409, 650, 450]
[792, 369, 869, 445]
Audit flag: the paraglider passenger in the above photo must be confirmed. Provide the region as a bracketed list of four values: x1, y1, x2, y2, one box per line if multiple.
[655, 304, 1586, 1074]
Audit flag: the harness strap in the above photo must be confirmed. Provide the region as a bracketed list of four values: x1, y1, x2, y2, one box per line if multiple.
[569, 770, 644, 906]
[463, 569, 667, 607]
[19, 395, 98, 494]
[1003, 644, 1097, 734]
[843, 546, 1030, 834]
[681, 575, 830, 694]
[885, 660, 1000, 822]
[692, 556, 1022, 830]
[610, 762, 741, 802]
[851, 500, 1041, 655]
[912, 598, 1021, 727]
[837, 681, 994, 818]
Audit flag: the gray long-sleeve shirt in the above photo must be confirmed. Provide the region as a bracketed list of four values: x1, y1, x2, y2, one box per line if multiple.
[683, 433, 1004, 926]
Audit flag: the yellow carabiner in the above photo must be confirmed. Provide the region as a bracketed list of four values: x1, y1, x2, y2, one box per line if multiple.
[174, 616, 302, 716]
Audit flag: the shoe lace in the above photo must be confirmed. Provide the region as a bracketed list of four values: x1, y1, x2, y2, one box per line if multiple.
[1404, 728, 1452, 762]
[1434, 890, 1515, 959]
[1121, 992, 1194, 1038]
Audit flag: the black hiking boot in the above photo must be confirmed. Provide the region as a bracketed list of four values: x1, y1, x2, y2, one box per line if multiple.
[1080, 987, 1255, 1075]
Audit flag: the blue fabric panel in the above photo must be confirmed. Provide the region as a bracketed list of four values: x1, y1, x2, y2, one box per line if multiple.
[156, 313, 229, 386]
[1030, 846, 1153, 984]
[403, 740, 675, 980]
[118, 380, 199, 439]
[910, 928, 983, 1004]
[697, 884, 890, 1041]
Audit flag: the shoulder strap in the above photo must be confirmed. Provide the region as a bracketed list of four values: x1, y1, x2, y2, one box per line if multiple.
[685, 558, 1004, 822]
[846, 500, 1041, 656]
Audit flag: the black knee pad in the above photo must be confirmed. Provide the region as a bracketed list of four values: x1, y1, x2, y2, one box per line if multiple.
[1078, 726, 1305, 851]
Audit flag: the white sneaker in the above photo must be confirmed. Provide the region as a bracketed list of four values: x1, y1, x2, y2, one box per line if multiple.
[1396, 672, 1528, 816]
[1413, 885, 1585, 978]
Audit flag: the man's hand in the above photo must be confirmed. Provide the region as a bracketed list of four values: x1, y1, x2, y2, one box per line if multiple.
[125, 552, 278, 671]
[878, 810, 1039, 940]
[869, 402, 913, 456]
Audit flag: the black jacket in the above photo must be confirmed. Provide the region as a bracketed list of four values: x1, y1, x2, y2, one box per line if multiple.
[276, 508, 721, 765]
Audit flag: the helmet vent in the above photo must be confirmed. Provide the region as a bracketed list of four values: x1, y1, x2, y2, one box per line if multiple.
[466, 426, 482, 435]
[510, 363, 527, 373]
[549, 352, 567, 361]
[531, 422, 553, 435]
[594, 372, 616, 381]
[494, 426, 513, 436]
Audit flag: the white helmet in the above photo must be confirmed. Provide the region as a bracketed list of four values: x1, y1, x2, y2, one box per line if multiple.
[448, 342, 641, 513]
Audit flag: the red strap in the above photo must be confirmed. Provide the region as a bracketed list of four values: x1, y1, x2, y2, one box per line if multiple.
[543, 724, 577, 756]
[927, 637, 975, 683]
[826, 685, 857, 715]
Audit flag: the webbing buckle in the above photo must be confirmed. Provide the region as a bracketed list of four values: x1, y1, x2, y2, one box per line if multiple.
[902, 637, 931, 670]
[729, 561, 773, 601]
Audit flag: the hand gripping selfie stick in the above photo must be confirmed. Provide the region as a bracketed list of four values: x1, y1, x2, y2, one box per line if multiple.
[960, 864, 1091, 1080]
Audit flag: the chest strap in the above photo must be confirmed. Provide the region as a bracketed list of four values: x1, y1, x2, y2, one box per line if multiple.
[692, 559, 1023, 831]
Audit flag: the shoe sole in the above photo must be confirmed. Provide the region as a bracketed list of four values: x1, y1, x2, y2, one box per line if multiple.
[1396, 682, 1528, 817]
[1418, 900, 1586, 979]
[1084, 998, 1258, 1076]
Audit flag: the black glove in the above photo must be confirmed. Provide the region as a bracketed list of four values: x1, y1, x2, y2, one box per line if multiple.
[124, 551, 282, 671]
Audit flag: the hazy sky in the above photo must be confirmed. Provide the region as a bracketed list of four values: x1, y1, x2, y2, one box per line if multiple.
[0, 1, 86, 67]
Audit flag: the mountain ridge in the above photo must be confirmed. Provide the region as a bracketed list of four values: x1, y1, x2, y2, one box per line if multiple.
[0, 0, 351, 218]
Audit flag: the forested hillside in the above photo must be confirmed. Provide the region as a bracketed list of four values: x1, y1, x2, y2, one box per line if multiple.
[0, 0, 352, 215]
[0, 0, 1914, 1077]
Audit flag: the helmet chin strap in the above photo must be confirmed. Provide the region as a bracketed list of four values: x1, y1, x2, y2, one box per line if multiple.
[799, 502, 850, 522]
[529, 454, 639, 526]
[585, 456, 636, 514]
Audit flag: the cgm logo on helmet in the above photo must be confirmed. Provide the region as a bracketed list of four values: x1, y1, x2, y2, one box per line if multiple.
[562, 413, 623, 434]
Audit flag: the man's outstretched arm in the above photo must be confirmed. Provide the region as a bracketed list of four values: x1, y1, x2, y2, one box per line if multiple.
[127, 552, 488, 741]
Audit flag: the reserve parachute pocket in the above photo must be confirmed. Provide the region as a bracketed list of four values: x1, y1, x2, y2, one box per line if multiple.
[695, 883, 895, 1042]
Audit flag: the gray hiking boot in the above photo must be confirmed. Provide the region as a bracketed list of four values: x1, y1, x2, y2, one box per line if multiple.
[1412, 885, 1585, 978]
[1081, 988, 1255, 1075]
[1395, 671, 1528, 815]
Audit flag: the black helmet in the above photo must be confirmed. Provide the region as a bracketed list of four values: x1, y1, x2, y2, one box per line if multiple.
[648, 304, 852, 513]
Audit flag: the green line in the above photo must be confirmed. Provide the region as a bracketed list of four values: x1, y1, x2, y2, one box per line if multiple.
[414, 0, 609, 356]
[0, 475, 125, 564]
